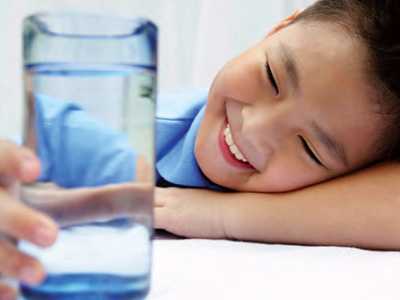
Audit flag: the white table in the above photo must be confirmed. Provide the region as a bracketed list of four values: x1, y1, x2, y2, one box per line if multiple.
[147, 234, 400, 300]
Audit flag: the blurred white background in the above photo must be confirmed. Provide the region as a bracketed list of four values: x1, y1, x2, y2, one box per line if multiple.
[0, 0, 313, 138]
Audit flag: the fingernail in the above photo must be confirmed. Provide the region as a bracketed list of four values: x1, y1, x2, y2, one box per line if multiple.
[20, 266, 41, 285]
[35, 226, 56, 246]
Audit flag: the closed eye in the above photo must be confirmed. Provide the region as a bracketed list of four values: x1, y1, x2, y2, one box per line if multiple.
[265, 62, 279, 95]
[299, 136, 323, 166]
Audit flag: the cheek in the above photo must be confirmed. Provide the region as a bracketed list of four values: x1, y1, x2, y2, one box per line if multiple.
[194, 121, 223, 180]
[249, 153, 331, 192]
[210, 54, 262, 102]
[251, 168, 315, 192]
[195, 111, 221, 163]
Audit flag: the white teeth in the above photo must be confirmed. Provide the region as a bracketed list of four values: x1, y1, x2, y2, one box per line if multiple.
[225, 130, 233, 146]
[223, 124, 248, 163]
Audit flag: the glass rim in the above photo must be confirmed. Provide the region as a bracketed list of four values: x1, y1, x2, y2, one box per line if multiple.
[23, 12, 156, 39]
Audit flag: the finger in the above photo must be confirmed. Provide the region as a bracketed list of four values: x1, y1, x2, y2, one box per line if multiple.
[0, 239, 45, 286]
[0, 283, 17, 300]
[17, 147, 41, 183]
[0, 192, 58, 247]
[0, 141, 40, 185]
[0, 142, 21, 186]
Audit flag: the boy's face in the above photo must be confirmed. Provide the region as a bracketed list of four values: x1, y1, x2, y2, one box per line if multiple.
[195, 20, 385, 192]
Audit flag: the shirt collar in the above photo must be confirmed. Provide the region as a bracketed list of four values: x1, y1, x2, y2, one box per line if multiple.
[156, 106, 225, 191]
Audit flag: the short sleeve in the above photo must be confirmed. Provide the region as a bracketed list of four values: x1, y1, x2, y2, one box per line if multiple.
[35, 95, 136, 188]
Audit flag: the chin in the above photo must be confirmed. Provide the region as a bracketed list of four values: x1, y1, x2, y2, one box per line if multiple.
[194, 144, 241, 191]
[194, 133, 228, 188]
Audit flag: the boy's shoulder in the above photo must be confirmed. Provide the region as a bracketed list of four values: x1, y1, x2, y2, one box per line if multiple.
[157, 88, 208, 121]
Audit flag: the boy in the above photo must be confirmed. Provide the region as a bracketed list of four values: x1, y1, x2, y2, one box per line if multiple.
[1, 0, 400, 298]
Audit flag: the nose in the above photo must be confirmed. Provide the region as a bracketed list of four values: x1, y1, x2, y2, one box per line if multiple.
[239, 101, 295, 169]
[243, 100, 293, 142]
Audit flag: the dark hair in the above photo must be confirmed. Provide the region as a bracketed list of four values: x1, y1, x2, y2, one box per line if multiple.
[296, 0, 400, 161]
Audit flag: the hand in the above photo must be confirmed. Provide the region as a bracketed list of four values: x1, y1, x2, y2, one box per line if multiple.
[0, 140, 58, 299]
[154, 187, 228, 239]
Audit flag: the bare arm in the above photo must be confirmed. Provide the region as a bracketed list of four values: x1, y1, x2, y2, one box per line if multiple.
[156, 162, 400, 250]
[22, 183, 152, 227]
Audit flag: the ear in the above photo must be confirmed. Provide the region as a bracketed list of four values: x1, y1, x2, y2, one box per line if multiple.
[267, 10, 303, 37]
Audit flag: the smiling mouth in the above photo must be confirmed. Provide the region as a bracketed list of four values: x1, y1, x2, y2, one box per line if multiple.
[219, 120, 255, 169]
[224, 124, 248, 162]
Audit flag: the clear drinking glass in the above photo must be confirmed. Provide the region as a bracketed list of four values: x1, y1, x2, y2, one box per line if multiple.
[20, 13, 157, 300]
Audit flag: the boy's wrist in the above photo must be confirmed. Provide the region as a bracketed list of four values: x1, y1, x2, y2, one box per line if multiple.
[218, 191, 261, 241]
[154, 187, 230, 239]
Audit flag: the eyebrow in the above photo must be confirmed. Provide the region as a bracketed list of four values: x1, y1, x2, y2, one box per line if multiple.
[311, 121, 349, 168]
[279, 43, 300, 92]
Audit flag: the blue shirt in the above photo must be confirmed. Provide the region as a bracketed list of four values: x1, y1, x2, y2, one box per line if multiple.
[35, 90, 223, 191]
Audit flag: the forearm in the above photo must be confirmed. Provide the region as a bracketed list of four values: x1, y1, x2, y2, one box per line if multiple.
[222, 162, 400, 250]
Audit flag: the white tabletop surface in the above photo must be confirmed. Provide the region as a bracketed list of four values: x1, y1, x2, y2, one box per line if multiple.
[147, 232, 400, 300]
